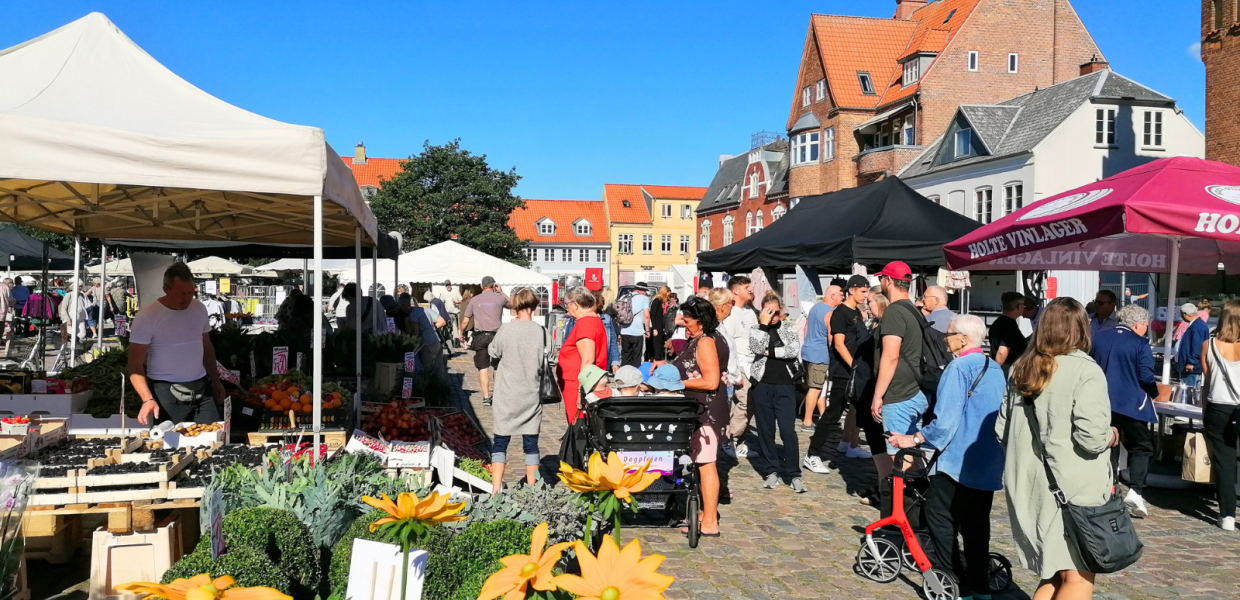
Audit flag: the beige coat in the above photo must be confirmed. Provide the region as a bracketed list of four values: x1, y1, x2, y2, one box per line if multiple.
[996, 351, 1114, 579]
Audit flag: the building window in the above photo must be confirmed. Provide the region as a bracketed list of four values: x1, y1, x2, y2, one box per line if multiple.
[791, 131, 820, 166]
[879, 123, 891, 148]
[618, 234, 633, 255]
[1143, 111, 1163, 147]
[622, 200, 631, 208]
[661, 234, 672, 254]
[542, 248, 553, 262]
[642, 234, 653, 254]
[1095, 108, 1116, 146]
[561, 248, 572, 262]
[680, 235, 690, 254]
[574, 220, 591, 236]
[857, 72, 875, 95]
[577, 248, 587, 262]
[1215, 0, 1225, 29]
[824, 127, 835, 161]
[526, 247, 536, 262]
[537, 219, 555, 236]
[802, 86, 811, 107]
[722, 215, 734, 245]
[902, 116, 915, 146]
[944, 8, 957, 23]
[361, 185, 379, 200]
[661, 203, 672, 218]
[700, 221, 710, 252]
[954, 129, 972, 158]
[967, 51, 978, 72]
[748, 172, 760, 198]
[596, 249, 606, 262]
[815, 79, 826, 101]
[1008, 53, 1019, 73]
[756, 210, 764, 230]
[745, 211, 754, 234]
[927, 195, 941, 204]
[681, 204, 692, 219]
[902, 60, 920, 87]
[772, 204, 786, 220]
[974, 187, 994, 224]
[1004, 183, 1024, 215]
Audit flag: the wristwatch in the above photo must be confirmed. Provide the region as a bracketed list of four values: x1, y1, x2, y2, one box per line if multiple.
[913, 432, 925, 446]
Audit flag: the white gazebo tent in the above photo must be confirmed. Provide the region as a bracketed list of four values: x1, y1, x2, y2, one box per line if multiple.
[339, 240, 554, 292]
[186, 256, 249, 276]
[0, 13, 389, 449]
[86, 258, 133, 277]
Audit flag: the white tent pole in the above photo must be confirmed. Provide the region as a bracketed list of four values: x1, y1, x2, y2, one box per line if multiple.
[70, 236, 81, 367]
[303, 259, 308, 293]
[391, 233, 402, 298]
[1160, 237, 1181, 384]
[312, 196, 323, 455]
[355, 227, 362, 409]
[97, 241, 106, 353]
[371, 251, 378, 299]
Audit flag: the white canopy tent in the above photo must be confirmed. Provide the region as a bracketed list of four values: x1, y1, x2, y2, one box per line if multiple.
[185, 256, 249, 276]
[86, 258, 133, 277]
[338, 240, 554, 292]
[260, 258, 359, 273]
[0, 13, 389, 450]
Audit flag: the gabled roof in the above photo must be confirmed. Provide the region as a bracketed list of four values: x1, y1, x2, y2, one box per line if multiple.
[603, 184, 707, 224]
[697, 141, 790, 214]
[339, 156, 403, 189]
[509, 199, 610, 243]
[900, 70, 1178, 178]
[875, 0, 982, 107]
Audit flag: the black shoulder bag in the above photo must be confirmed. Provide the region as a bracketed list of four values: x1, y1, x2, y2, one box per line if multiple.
[537, 323, 563, 405]
[1019, 395, 1143, 574]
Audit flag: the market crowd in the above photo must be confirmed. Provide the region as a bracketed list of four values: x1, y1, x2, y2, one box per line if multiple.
[464, 261, 1239, 600]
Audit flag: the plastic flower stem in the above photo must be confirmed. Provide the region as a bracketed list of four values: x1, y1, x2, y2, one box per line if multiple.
[613, 509, 622, 545]
[399, 545, 409, 600]
[583, 496, 594, 550]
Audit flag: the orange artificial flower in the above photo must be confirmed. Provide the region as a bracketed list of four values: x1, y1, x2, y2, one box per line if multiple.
[560, 452, 660, 503]
[361, 491, 467, 531]
[117, 574, 291, 600]
[476, 522, 571, 600]
[552, 536, 674, 600]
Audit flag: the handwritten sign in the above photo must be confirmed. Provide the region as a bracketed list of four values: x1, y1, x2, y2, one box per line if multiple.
[223, 397, 232, 440]
[219, 278, 231, 294]
[401, 377, 413, 399]
[205, 280, 218, 295]
[114, 315, 127, 336]
[404, 352, 417, 373]
[209, 488, 226, 559]
[217, 364, 239, 385]
[386, 317, 397, 333]
[272, 346, 289, 375]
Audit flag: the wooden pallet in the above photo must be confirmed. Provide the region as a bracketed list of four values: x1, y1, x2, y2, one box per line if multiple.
[165, 482, 205, 500]
[24, 502, 130, 564]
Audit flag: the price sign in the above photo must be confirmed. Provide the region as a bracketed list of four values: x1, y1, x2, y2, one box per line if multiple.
[223, 397, 232, 440]
[219, 278, 231, 294]
[296, 352, 304, 373]
[404, 352, 417, 373]
[205, 280, 218, 295]
[386, 317, 396, 333]
[114, 315, 127, 336]
[272, 346, 289, 375]
[401, 377, 413, 399]
[217, 364, 239, 385]
[209, 488, 226, 559]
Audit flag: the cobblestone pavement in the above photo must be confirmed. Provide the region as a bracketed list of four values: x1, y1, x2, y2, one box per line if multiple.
[449, 354, 1240, 600]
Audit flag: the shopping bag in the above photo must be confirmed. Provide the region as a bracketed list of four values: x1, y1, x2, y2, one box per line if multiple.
[1182, 431, 1214, 483]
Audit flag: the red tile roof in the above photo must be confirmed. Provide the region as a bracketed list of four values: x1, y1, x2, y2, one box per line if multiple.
[878, 0, 981, 107]
[510, 199, 610, 243]
[602, 184, 707, 225]
[339, 157, 404, 189]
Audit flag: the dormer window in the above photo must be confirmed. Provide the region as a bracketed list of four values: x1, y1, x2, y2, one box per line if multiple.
[954, 129, 972, 158]
[574, 219, 591, 236]
[858, 72, 875, 95]
[360, 185, 379, 200]
[748, 173, 760, 198]
[902, 60, 920, 87]
[537, 218, 556, 236]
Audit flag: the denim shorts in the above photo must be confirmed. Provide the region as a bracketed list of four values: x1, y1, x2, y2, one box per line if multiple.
[491, 434, 540, 466]
[881, 390, 928, 455]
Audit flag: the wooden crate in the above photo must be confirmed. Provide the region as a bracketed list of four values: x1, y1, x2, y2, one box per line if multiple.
[89, 516, 184, 600]
[248, 429, 347, 451]
[165, 482, 205, 500]
[78, 453, 196, 488]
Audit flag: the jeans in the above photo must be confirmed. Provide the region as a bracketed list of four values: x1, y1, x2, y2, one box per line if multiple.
[1203, 402, 1240, 519]
[808, 376, 851, 457]
[1182, 372, 1202, 389]
[751, 382, 801, 480]
[1110, 413, 1155, 496]
[881, 391, 929, 455]
[924, 474, 994, 598]
[491, 434, 540, 465]
[621, 335, 645, 368]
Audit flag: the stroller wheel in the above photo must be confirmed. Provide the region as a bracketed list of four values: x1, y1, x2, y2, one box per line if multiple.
[921, 567, 959, 600]
[988, 552, 1014, 592]
[901, 531, 934, 571]
[686, 493, 700, 549]
[855, 537, 902, 583]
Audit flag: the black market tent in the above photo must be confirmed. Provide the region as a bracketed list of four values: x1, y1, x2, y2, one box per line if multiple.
[0, 226, 73, 270]
[696, 177, 981, 272]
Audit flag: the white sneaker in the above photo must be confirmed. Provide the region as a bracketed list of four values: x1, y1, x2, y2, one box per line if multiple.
[837, 441, 851, 453]
[802, 455, 831, 475]
[1123, 489, 1149, 518]
[1222, 516, 1236, 531]
[763, 473, 779, 489]
[790, 477, 807, 494]
[847, 446, 873, 459]
[734, 442, 750, 459]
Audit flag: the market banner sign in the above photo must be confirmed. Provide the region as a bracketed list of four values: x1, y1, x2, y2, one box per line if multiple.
[585, 268, 604, 291]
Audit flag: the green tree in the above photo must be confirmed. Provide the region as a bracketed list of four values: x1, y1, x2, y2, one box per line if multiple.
[369, 140, 528, 265]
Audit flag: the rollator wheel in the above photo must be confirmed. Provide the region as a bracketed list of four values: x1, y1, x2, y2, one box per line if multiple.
[901, 531, 934, 571]
[686, 493, 700, 549]
[988, 553, 1014, 592]
[921, 567, 959, 600]
[855, 537, 902, 583]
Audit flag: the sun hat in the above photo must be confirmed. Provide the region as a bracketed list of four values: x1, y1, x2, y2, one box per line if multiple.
[613, 366, 644, 388]
[646, 364, 685, 392]
[578, 364, 608, 392]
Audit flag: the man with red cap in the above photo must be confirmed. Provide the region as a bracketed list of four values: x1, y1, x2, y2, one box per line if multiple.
[870, 261, 928, 477]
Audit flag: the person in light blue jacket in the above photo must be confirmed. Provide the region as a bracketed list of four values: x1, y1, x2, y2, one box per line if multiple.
[890, 314, 1005, 600]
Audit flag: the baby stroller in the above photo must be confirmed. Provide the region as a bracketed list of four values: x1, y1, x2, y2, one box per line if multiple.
[582, 395, 705, 548]
[855, 447, 1013, 600]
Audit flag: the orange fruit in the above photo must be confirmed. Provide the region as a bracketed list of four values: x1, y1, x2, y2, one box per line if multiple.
[331, 392, 342, 399]
[263, 399, 276, 409]
[279, 398, 292, 410]
[272, 390, 286, 401]
[291, 402, 303, 412]
[299, 394, 311, 403]
[302, 404, 313, 414]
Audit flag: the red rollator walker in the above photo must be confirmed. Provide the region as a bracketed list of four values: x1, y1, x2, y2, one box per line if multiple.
[855, 446, 1012, 600]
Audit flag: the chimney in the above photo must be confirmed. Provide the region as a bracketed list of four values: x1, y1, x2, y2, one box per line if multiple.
[894, 0, 929, 20]
[353, 142, 367, 165]
[1080, 55, 1110, 76]
[718, 154, 734, 168]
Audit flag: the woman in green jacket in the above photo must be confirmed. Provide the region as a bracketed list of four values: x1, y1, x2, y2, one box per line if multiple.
[996, 297, 1119, 600]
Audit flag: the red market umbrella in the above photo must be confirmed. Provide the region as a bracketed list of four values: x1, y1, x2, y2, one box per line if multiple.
[944, 156, 1240, 381]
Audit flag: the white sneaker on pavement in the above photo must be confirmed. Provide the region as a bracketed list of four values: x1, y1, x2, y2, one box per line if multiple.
[847, 446, 872, 459]
[1222, 516, 1236, 531]
[1123, 489, 1149, 518]
[734, 442, 751, 459]
[802, 455, 831, 475]
[837, 441, 851, 453]
[790, 477, 808, 494]
[763, 473, 779, 489]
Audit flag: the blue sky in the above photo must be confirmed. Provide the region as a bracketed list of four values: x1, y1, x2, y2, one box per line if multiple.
[1, 1, 1207, 201]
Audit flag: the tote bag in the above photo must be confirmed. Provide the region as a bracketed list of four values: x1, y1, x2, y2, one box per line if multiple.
[538, 325, 562, 405]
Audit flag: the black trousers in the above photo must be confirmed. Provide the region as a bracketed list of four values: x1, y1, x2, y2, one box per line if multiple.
[1110, 413, 1155, 496]
[807, 376, 850, 457]
[1203, 402, 1240, 519]
[924, 474, 994, 597]
[620, 335, 644, 368]
[751, 382, 801, 480]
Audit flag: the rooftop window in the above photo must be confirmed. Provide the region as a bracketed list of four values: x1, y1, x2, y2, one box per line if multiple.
[858, 72, 875, 95]
[944, 8, 957, 23]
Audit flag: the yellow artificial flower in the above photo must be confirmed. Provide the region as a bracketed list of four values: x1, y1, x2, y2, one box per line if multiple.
[558, 454, 604, 494]
[560, 452, 660, 503]
[117, 574, 291, 600]
[552, 536, 674, 600]
[361, 491, 467, 531]
[476, 522, 572, 600]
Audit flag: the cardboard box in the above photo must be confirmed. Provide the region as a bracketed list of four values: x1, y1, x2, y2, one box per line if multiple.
[162, 422, 226, 448]
[0, 390, 92, 416]
[387, 440, 431, 469]
[0, 372, 33, 394]
[33, 377, 89, 395]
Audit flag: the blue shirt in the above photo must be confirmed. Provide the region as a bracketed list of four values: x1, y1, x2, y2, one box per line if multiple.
[1177, 318, 1209, 373]
[621, 293, 650, 336]
[801, 302, 833, 364]
[920, 352, 1006, 491]
[1090, 326, 1160, 423]
[408, 307, 440, 349]
[600, 312, 621, 367]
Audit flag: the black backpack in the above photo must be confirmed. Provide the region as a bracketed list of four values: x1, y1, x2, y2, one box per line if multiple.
[893, 301, 953, 401]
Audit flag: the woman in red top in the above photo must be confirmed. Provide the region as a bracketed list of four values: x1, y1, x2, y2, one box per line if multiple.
[557, 286, 609, 423]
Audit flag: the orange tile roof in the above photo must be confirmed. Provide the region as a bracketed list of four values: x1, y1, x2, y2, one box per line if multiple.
[339, 156, 404, 189]
[602, 184, 707, 225]
[509, 199, 610, 244]
[877, 0, 981, 107]
[639, 185, 708, 200]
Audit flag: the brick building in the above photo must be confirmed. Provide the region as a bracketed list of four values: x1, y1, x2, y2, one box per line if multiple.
[1202, 0, 1240, 165]
[695, 139, 789, 252]
[785, 0, 1104, 199]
